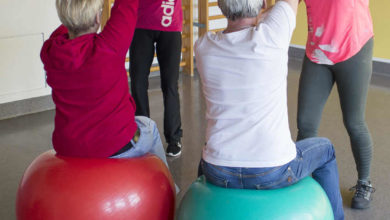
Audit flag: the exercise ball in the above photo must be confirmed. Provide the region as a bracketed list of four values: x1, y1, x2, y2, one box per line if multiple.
[177, 176, 333, 220]
[16, 150, 175, 220]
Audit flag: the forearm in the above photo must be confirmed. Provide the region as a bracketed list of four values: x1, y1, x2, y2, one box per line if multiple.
[99, 0, 139, 54]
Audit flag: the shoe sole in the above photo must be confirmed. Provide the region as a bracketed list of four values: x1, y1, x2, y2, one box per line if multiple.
[351, 201, 370, 209]
[166, 151, 182, 157]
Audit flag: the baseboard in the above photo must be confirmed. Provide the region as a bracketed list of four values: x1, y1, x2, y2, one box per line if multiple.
[372, 57, 390, 76]
[1, 48, 388, 121]
[288, 45, 306, 61]
[0, 95, 54, 120]
[289, 45, 390, 76]
[0, 70, 167, 120]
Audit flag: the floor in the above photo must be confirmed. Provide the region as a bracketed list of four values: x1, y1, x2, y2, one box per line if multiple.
[1, 59, 389, 219]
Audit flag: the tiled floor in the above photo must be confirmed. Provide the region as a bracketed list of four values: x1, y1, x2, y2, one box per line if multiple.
[1, 60, 389, 219]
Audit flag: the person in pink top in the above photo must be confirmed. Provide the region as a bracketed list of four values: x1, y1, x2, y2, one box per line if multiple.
[41, 0, 171, 170]
[129, 0, 184, 157]
[297, 0, 375, 209]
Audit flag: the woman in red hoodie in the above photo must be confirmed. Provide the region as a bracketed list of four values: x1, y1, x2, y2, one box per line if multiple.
[41, 0, 170, 168]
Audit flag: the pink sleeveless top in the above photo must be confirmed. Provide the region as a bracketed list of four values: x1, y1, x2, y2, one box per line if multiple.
[304, 0, 373, 65]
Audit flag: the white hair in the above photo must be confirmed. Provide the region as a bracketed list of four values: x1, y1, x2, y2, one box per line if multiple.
[56, 0, 104, 35]
[218, 0, 263, 21]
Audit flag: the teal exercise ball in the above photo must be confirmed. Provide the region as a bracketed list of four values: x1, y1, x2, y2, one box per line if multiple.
[177, 176, 333, 220]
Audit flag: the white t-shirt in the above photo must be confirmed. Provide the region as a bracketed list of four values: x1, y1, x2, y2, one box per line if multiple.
[195, 1, 297, 168]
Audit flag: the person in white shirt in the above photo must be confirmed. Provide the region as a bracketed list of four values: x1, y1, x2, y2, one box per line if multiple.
[195, 0, 343, 219]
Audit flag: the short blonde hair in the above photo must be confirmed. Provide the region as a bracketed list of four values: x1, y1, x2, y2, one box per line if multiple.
[56, 0, 103, 34]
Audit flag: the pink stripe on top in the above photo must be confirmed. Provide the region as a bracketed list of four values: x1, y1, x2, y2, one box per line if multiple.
[304, 0, 373, 65]
[136, 0, 183, 32]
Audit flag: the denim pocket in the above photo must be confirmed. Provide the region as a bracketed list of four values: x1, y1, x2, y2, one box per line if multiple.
[202, 161, 229, 188]
[254, 166, 297, 190]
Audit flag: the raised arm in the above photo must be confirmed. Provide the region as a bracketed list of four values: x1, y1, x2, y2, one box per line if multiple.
[99, 0, 139, 56]
[260, 0, 297, 49]
[257, 0, 298, 24]
[280, 0, 299, 14]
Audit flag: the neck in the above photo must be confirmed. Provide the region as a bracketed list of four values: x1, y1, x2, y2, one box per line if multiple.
[69, 26, 98, 39]
[224, 17, 257, 33]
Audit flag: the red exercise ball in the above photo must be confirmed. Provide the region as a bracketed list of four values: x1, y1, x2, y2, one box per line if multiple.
[16, 150, 175, 220]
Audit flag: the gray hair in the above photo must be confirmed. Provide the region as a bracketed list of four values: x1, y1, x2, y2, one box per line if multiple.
[56, 0, 104, 35]
[218, 0, 263, 21]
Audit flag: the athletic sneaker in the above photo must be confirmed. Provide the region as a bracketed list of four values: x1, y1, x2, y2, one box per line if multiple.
[166, 142, 182, 157]
[350, 180, 376, 209]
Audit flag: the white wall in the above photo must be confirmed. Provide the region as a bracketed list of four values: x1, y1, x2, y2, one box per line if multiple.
[0, 0, 61, 104]
[0, 0, 227, 105]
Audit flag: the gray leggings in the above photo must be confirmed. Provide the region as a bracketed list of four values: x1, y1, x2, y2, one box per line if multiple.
[297, 38, 373, 181]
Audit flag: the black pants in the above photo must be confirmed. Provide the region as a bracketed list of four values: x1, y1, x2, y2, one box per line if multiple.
[130, 28, 182, 144]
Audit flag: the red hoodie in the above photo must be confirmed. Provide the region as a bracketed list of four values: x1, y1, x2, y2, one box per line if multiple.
[41, 0, 139, 157]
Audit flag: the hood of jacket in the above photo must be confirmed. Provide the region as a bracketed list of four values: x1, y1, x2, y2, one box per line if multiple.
[41, 30, 96, 72]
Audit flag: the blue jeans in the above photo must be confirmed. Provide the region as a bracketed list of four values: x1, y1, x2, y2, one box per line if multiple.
[201, 137, 344, 220]
[111, 116, 180, 193]
[111, 116, 168, 167]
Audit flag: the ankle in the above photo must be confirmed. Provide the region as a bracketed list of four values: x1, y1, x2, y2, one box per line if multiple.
[358, 179, 371, 186]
